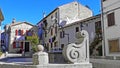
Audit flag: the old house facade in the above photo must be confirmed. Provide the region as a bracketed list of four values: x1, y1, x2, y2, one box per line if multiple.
[4, 19, 38, 53]
[102, 0, 120, 56]
[37, 1, 93, 52]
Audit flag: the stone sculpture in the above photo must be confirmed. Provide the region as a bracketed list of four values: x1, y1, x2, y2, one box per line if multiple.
[62, 30, 89, 63]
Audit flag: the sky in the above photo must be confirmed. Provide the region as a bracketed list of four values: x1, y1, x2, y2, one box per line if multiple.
[0, 0, 100, 29]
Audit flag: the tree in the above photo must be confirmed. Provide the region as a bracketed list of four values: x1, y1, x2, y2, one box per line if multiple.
[26, 34, 39, 52]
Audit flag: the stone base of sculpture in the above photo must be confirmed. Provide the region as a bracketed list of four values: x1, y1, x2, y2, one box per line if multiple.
[33, 52, 49, 65]
[0, 62, 92, 68]
[33, 45, 49, 65]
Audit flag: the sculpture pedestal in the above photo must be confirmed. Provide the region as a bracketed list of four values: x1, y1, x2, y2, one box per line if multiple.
[33, 52, 49, 65]
[0, 62, 92, 68]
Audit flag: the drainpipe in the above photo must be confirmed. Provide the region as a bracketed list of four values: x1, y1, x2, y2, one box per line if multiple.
[101, 0, 105, 57]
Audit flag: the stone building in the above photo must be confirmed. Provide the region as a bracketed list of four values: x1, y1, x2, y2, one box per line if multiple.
[4, 19, 38, 53]
[37, 1, 93, 53]
[59, 14, 101, 54]
[102, 0, 120, 57]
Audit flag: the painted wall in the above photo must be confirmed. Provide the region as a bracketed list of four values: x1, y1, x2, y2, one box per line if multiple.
[5, 22, 37, 53]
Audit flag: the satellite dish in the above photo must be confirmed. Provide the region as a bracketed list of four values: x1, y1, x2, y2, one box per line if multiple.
[59, 20, 67, 27]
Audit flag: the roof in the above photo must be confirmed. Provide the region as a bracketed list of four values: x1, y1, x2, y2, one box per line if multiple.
[8, 21, 35, 27]
[59, 14, 101, 29]
[0, 8, 4, 21]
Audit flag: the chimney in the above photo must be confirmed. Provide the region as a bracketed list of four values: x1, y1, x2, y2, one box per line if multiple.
[43, 12, 46, 18]
[12, 18, 16, 23]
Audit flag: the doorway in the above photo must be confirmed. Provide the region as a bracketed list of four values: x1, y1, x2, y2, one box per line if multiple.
[25, 42, 29, 52]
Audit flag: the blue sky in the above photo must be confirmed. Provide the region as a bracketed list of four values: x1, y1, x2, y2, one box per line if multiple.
[0, 0, 100, 29]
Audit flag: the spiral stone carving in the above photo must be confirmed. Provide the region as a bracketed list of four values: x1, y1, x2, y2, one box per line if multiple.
[62, 30, 89, 63]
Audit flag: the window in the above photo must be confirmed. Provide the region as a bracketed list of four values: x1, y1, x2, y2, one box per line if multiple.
[76, 27, 79, 32]
[55, 12, 57, 18]
[60, 31, 65, 38]
[54, 41, 58, 47]
[13, 41, 21, 48]
[51, 43, 53, 48]
[43, 20, 47, 27]
[61, 44, 64, 50]
[45, 31, 47, 37]
[16, 42, 20, 48]
[18, 30, 21, 35]
[95, 21, 101, 28]
[107, 12, 115, 27]
[108, 39, 120, 53]
[51, 15, 53, 21]
[55, 26, 57, 34]
[51, 28, 53, 36]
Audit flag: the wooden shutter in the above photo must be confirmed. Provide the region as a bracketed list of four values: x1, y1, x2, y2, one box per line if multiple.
[15, 30, 18, 36]
[21, 42, 23, 49]
[13, 42, 16, 48]
[21, 30, 24, 36]
[107, 12, 115, 26]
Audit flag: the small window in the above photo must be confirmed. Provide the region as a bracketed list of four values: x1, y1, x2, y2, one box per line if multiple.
[76, 27, 79, 32]
[51, 43, 53, 48]
[51, 15, 53, 21]
[43, 20, 47, 27]
[54, 41, 58, 47]
[55, 26, 57, 34]
[60, 31, 65, 38]
[18, 30, 21, 35]
[61, 44, 64, 49]
[45, 31, 47, 37]
[51, 28, 53, 36]
[16, 42, 20, 48]
[107, 12, 115, 27]
[55, 12, 57, 18]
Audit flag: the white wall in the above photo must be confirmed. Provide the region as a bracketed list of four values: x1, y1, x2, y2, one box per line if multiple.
[103, 0, 120, 56]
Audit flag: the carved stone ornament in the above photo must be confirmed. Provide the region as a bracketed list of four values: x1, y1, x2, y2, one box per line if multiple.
[62, 30, 89, 63]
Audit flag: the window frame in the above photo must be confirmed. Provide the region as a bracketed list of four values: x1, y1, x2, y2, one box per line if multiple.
[76, 27, 79, 32]
[107, 12, 115, 27]
[108, 39, 120, 53]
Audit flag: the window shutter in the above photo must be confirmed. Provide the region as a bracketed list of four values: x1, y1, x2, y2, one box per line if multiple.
[21, 42, 23, 49]
[107, 12, 115, 26]
[13, 42, 16, 48]
[21, 30, 24, 36]
[15, 30, 18, 36]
